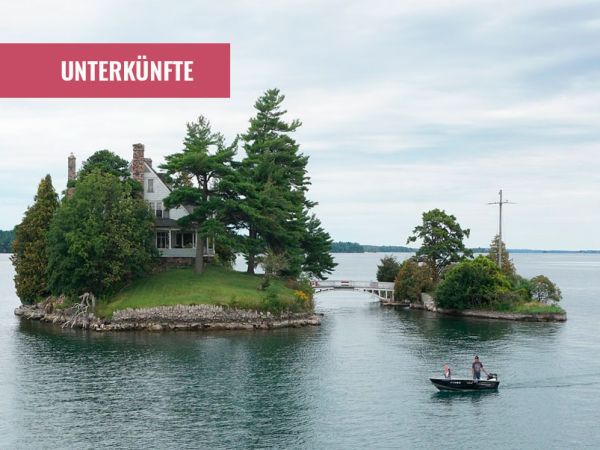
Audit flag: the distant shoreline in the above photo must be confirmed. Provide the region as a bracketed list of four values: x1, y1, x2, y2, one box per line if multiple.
[329, 242, 600, 254]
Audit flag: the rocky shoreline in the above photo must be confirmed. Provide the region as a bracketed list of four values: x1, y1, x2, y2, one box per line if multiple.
[14, 302, 321, 332]
[410, 293, 567, 322]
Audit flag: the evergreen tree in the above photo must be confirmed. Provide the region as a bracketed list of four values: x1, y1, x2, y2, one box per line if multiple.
[79, 150, 130, 179]
[46, 172, 156, 297]
[160, 116, 237, 274]
[487, 234, 515, 276]
[11, 175, 59, 304]
[301, 214, 336, 279]
[237, 89, 321, 276]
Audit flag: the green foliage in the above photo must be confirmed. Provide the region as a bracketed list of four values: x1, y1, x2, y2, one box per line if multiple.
[301, 214, 336, 279]
[0, 229, 15, 253]
[376, 255, 401, 282]
[487, 234, 515, 276]
[394, 258, 434, 302]
[407, 209, 473, 279]
[79, 150, 130, 179]
[330, 241, 364, 253]
[160, 115, 237, 274]
[46, 171, 157, 297]
[235, 88, 333, 278]
[530, 275, 562, 303]
[11, 175, 59, 304]
[257, 248, 289, 289]
[77, 150, 141, 195]
[434, 256, 511, 310]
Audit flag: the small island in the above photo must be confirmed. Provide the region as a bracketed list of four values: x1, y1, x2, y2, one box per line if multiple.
[376, 209, 566, 322]
[12, 89, 335, 331]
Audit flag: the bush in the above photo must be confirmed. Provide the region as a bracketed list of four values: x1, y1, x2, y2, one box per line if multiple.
[377, 255, 401, 282]
[530, 275, 562, 304]
[434, 256, 511, 310]
[394, 258, 434, 302]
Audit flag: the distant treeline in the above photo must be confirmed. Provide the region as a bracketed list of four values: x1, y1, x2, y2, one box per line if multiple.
[0, 229, 15, 253]
[331, 241, 415, 253]
[332, 241, 600, 254]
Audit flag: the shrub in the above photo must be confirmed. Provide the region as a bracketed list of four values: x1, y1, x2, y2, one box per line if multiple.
[434, 256, 511, 310]
[530, 275, 562, 304]
[394, 258, 434, 302]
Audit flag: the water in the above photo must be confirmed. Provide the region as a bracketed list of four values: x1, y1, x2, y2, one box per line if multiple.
[1, 252, 600, 449]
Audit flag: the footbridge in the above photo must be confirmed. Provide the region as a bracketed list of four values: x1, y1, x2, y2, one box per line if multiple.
[312, 280, 395, 302]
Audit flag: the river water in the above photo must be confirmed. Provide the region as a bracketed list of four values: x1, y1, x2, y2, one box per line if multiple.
[1, 252, 599, 449]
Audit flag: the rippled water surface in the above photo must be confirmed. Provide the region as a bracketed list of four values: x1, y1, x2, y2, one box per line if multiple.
[1, 253, 600, 449]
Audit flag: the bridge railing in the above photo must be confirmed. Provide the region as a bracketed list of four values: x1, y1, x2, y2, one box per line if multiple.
[312, 280, 394, 290]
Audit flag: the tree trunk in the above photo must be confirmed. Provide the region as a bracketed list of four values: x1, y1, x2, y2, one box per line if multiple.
[195, 231, 205, 274]
[246, 227, 256, 274]
[247, 253, 255, 275]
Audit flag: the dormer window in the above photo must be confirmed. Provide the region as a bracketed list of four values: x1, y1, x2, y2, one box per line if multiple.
[147, 178, 154, 193]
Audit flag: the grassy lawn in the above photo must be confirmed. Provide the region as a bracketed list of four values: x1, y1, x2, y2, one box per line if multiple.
[96, 266, 301, 318]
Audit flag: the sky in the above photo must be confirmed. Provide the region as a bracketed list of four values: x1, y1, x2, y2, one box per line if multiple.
[1, 0, 599, 249]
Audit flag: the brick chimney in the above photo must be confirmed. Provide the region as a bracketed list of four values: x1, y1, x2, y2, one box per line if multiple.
[67, 153, 76, 198]
[131, 143, 145, 182]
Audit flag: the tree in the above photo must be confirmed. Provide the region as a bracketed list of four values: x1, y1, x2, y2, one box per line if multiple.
[46, 171, 156, 297]
[530, 275, 562, 303]
[0, 229, 15, 253]
[78, 150, 130, 179]
[376, 255, 401, 282]
[237, 88, 323, 277]
[257, 247, 289, 289]
[300, 214, 336, 279]
[77, 150, 141, 195]
[434, 256, 510, 310]
[407, 209, 473, 279]
[160, 116, 237, 274]
[394, 258, 434, 303]
[487, 234, 515, 276]
[11, 175, 59, 304]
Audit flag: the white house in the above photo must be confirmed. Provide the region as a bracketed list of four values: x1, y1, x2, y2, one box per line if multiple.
[68, 143, 214, 264]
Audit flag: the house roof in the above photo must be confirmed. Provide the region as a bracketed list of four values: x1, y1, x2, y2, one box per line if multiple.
[155, 217, 179, 228]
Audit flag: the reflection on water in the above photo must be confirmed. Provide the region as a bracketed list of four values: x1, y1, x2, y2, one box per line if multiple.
[1, 253, 600, 448]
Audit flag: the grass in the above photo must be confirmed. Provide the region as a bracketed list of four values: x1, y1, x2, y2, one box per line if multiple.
[509, 302, 565, 314]
[96, 265, 305, 318]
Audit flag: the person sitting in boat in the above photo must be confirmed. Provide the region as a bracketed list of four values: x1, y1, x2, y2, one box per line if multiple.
[443, 364, 451, 379]
[471, 356, 488, 381]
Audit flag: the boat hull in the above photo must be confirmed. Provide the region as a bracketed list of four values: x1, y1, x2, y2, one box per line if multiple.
[430, 378, 499, 391]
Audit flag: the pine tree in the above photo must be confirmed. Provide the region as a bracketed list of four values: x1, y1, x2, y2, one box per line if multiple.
[238, 88, 314, 276]
[487, 234, 515, 276]
[11, 175, 59, 304]
[160, 116, 237, 274]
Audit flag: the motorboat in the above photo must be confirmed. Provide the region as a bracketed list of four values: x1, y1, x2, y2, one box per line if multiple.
[430, 373, 499, 391]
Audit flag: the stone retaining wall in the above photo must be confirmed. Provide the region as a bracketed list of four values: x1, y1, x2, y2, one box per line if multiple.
[14, 302, 320, 332]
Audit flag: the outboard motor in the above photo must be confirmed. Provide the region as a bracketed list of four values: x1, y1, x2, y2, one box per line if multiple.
[487, 373, 498, 380]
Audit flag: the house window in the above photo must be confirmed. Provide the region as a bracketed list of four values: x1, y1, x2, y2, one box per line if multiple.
[147, 178, 154, 193]
[156, 231, 169, 249]
[152, 201, 169, 218]
[173, 231, 195, 248]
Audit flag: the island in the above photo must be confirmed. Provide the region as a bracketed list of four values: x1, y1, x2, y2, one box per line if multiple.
[11, 89, 335, 331]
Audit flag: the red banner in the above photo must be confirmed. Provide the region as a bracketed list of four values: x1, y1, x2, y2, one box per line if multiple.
[0, 43, 230, 98]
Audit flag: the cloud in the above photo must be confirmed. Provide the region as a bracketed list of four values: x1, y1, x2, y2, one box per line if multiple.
[1, 0, 599, 249]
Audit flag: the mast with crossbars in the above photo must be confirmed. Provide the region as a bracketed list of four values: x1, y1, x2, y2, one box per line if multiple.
[488, 189, 515, 268]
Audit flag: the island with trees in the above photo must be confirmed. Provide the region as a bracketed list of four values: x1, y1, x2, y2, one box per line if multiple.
[13, 89, 336, 331]
[376, 209, 566, 321]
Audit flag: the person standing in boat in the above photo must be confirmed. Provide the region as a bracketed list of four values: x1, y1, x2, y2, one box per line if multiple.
[471, 356, 488, 381]
[443, 364, 451, 379]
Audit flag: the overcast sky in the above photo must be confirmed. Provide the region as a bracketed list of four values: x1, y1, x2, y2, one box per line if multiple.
[1, 0, 599, 249]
